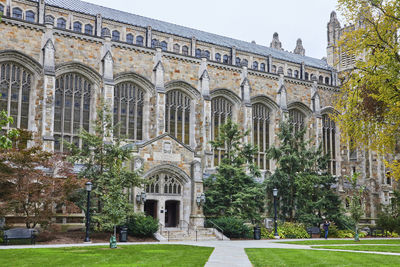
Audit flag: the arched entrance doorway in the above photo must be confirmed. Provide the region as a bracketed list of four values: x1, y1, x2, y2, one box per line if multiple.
[144, 171, 186, 228]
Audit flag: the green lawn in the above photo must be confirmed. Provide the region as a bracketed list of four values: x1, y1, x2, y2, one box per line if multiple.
[245, 248, 400, 267]
[314, 245, 400, 253]
[0, 244, 214, 267]
[281, 239, 400, 245]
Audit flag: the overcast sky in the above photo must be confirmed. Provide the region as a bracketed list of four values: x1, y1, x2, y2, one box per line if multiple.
[83, 0, 342, 59]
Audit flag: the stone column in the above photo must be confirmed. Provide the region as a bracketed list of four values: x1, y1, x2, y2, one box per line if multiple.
[191, 36, 196, 57]
[146, 26, 152, 48]
[231, 46, 236, 65]
[267, 54, 272, 73]
[38, 0, 45, 24]
[153, 44, 166, 135]
[41, 16, 56, 152]
[190, 159, 205, 227]
[95, 14, 102, 37]
[301, 62, 305, 80]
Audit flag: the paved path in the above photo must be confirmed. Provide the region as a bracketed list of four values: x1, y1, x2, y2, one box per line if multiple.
[1, 238, 400, 267]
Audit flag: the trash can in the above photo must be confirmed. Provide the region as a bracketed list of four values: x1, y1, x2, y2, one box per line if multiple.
[119, 226, 128, 242]
[254, 226, 261, 240]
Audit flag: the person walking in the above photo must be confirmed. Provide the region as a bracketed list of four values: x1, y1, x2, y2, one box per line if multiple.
[323, 220, 331, 239]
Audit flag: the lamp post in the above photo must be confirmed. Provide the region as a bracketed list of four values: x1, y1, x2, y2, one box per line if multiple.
[84, 182, 92, 243]
[273, 188, 279, 239]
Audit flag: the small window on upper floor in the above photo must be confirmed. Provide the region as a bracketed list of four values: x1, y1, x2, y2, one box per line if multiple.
[101, 27, 110, 37]
[126, 33, 134, 44]
[235, 57, 241, 66]
[0, 5, 4, 15]
[252, 61, 258, 70]
[386, 172, 392, 185]
[173, 43, 180, 53]
[287, 69, 292, 77]
[25, 10, 35, 22]
[294, 70, 299, 78]
[112, 30, 120, 41]
[195, 49, 202, 58]
[57, 18, 67, 29]
[161, 41, 168, 51]
[271, 65, 276, 73]
[305, 72, 309, 80]
[12, 8, 23, 19]
[325, 77, 330, 85]
[182, 45, 189, 55]
[151, 39, 158, 48]
[73, 21, 82, 32]
[84, 24, 93, 35]
[310, 74, 315, 81]
[242, 59, 248, 67]
[215, 53, 221, 62]
[319, 75, 324, 83]
[204, 50, 210, 59]
[278, 66, 283, 74]
[223, 54, 229, 64]
[136, 35, 144, 46]
[260, 63, 265, 72]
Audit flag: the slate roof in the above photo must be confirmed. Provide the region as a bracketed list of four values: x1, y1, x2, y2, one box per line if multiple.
[39, 0, 331, 70]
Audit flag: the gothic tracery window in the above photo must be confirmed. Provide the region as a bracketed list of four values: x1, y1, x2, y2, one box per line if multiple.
[322, 114, 336, 175]
[253, 103, 270, 170]
[0, 62, 31, 129]
[145, 173, 182, 195]
[289, 109, 305, 133]
[165, 90, 191, 144]
[54, 73, 92, 152]
[212, 96, 233, 166]
[113, 82, 144, 140]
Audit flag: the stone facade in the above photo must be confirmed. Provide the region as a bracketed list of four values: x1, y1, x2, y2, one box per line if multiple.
[0, 0, 395, 227]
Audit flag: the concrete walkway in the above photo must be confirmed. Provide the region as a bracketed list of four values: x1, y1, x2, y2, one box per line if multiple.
[1, 238, 400, 267]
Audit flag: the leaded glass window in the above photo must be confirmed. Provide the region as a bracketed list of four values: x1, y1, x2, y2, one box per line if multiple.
[25, 11, 35, 22]
[126, 33, 134, 44]
[242, 59, 248, 67]
[287, 69, 293, 77]
[260, 63, 265, 72]
[12, 8, 22, 19]
[136, 35, 144, 46]
[0, 62, 31, 129]
[173, 43, 180, 53]
[204, 50, 210, 59]
[84, 24, 93, 35]
[151, 39, 158, 48]
[145, 173, 182, 195]
[112, 30, 120, 41]
[165, 90, 191, 144]
[54, 73, 91, 152]
[182, 46, 189, 55]
[215, 53, 221, 62]
[161, 41, 168, 51]
[212, 97, 233, 166]
[294, 70, 299, 78]
[57, 18, 66, 29]
[252, 61, 258, 70]
[223, 55, 229, 64]
[322, 114, 336, 175]
[73, 21, 82, 32]
[235, 57, 241, 66]
[113, 82, 144, 140]
[195, 49, 201, 58]
[253, 103, 270, 170]
[289, 109, 305, 133]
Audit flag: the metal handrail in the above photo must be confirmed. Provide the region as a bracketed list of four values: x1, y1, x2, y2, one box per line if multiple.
[208, 220, 224, 240]
[180, 219, 191, 234]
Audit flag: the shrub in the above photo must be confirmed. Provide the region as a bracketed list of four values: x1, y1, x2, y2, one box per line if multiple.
[126, 213, 158, 238]
[260, 222, 309, 239]
[35, 230, 57, 242]
[205, 217, 251, 238]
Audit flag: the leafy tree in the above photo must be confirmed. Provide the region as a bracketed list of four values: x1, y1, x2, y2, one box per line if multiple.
[203, 119, 265, 223]
[377, 190, 400, 234]
[345, 172, 365, 241]
[67, 102, 144, 236]
[0, 130, 81, 228]
[334, 0, 400, 180]
[0, 111, 19, 149]
[265, 121, 343, 226]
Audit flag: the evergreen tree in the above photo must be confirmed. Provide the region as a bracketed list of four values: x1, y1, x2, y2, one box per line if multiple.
[67, 102, 144, 236]
[265, 121, 343, 226]
[203, 119, 265, 223]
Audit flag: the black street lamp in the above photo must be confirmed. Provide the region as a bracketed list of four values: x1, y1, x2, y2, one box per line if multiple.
[84, 181, 92, 243]
[273, 188, 279, 239]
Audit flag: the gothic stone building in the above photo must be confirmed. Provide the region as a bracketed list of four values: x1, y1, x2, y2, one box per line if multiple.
[0, 0, 395, 228]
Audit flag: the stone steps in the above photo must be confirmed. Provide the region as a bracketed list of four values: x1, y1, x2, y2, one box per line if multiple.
[158, 227, 222, 241]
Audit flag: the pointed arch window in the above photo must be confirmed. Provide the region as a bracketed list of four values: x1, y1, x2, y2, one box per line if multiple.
[322, 114, 336, 175]
[126, 33, 134, 44]
[136, 35, 144, 46]
[305, 72, 309, 80]
[182, 46, 189, 55]
[0, 62, 32, 129]
[146, 173, 182, 195]
[195, 49, 202, 58]
[289, 109, 305, 133]
[215, 53, 221, 62]
[271, 65, 276, 73]
[235, 57, 241, 66]
[287, 69, 293, 77]
[54, 73, 92, 152]
[252, 103, 270, 170]
[252, 61, 258, 70]
[56, 18, 66, 29]
[223, 55, 229, 64]
[165, 90, 191, 144]
[294, 70, 299, 78]
[84, 24, 93, 35]
[204, 50, 210, 59]
[242, 59, 248, 67]
[112, 30, 120, 41]
[25, 11, 35, 22]
[151, 39, 158, 48]
[113, 82, 144, 140]
[325, 77, 330, 85]
[12, 8, 22, 19]
[212, 96, 233, 166]
[160, 41, 168, 51]
[260, 63, 265, 72]
[73, 21, 82, 32]
[173, 43, 180, 53]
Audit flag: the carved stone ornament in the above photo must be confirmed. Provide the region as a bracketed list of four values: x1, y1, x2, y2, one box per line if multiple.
[163, 141, 172, 154]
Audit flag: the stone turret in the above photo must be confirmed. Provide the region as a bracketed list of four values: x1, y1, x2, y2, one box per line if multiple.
[270, 32, 283, 50]
[294, 38, 305, 56]
[327, 11, 341, 67]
